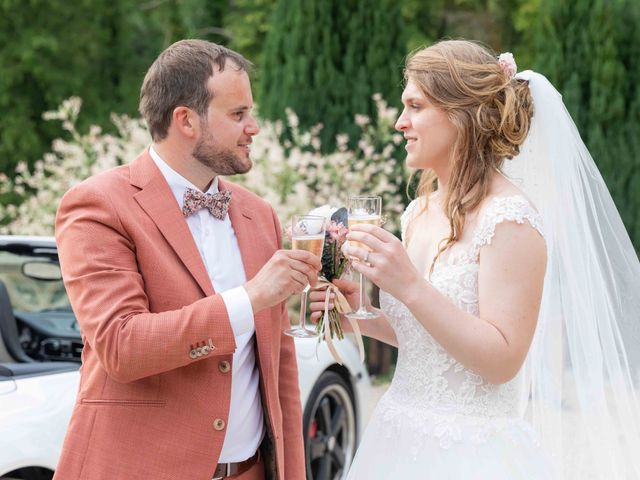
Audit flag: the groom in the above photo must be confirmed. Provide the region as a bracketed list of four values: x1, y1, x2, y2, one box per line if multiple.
[53, 40, 319, 480]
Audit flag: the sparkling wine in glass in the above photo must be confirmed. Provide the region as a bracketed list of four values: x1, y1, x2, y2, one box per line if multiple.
[284, 214, 326, 338]
[345, 195, 382, 321]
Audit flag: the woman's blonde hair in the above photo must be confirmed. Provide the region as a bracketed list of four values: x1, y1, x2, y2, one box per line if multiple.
[405, 40, 533, 275]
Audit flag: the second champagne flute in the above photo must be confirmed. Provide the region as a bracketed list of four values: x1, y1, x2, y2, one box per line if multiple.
[346, 195, 382, 320]
[284, 214, 326, 338]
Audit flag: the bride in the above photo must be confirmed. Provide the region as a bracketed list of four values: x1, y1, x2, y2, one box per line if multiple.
[310, 40, 640, 479]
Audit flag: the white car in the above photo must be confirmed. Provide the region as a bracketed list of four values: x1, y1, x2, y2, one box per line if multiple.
[0, 235, 371, 480]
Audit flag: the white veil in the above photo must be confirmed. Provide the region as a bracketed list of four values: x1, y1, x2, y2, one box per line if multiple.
[503, 70, 640, 479]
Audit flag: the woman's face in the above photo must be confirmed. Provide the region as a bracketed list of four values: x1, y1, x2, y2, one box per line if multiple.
[395, 78, 457, 171]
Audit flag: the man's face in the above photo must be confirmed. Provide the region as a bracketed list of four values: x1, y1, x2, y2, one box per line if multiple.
[192, 65, 260, 176]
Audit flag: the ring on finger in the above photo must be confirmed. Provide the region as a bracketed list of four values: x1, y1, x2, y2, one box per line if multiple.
[363, 251, 370, 263]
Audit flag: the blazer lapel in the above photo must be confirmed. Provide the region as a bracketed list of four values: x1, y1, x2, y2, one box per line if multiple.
[224, 184, 261, 283]
[131, 150, 214, 297]
[223, 180, 274, 378]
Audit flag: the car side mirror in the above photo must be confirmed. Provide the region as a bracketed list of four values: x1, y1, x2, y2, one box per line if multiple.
[22, 261, 62, 281]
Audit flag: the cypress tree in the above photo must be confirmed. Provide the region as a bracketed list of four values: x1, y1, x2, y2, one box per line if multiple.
[527, 0, 640, 251]
[259, 0, 408, 152]
[0, 0, 227, 176]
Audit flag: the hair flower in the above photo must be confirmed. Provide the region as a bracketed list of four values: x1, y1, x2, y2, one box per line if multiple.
[498, 52, 517, 79]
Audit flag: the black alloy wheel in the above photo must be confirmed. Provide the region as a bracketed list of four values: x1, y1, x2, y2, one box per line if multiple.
[303, 371, 357, 480]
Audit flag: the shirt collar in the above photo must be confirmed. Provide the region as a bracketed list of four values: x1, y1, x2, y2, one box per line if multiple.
[149, 145, 219, 208]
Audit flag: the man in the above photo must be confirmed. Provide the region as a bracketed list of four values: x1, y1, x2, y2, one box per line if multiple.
[54, 40, 319, 480]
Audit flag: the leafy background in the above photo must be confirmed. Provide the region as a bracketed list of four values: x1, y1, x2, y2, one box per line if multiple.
[1, 0, 639, 372]
[2, 0, 638, 246]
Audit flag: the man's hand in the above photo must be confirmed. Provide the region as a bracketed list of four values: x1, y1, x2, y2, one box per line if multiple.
[309, 278, 365, 327]
[244, 250, 322, 313]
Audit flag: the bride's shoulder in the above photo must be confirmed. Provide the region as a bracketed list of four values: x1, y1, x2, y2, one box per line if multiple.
[400, 195, 429, 244]
[480, 178, 540, 219]
[402, 196, 426, 217]
[471, 189, 545, 259]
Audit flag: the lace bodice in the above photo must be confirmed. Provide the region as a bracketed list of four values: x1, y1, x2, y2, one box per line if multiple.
[380, 196, 544, 430]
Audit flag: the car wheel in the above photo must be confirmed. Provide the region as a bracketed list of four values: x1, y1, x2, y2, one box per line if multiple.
[303, 370, 357, 480]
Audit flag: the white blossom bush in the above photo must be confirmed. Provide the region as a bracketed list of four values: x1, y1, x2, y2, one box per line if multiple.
[0, 97, 150, 235]
[232, 94, 408, 232]
[1, 95, 408, 236]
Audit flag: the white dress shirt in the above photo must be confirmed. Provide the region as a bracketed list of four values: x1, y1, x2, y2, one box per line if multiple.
[150, 146, 264, 462]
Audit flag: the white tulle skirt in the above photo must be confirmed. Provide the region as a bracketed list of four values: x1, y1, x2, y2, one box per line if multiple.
[347, 392, 556, 479]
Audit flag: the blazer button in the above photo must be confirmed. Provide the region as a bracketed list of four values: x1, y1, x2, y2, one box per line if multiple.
[189, 349, 198, 359]
[218, 360, 231, 373]
[213, 419, 226, 431]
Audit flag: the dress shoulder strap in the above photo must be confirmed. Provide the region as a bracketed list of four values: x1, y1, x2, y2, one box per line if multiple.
[470, 195, 545, 261]
[400, 197, 425, 246]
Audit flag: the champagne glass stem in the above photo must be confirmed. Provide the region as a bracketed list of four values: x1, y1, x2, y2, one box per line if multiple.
[345, 266, 377, 320]
[299, 284, 312, 330]
[358, 271, 367, 313]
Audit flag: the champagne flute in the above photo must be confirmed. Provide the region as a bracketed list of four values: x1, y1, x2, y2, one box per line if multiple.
[284, 214, 327, 338]
[345, 195, 382, 320]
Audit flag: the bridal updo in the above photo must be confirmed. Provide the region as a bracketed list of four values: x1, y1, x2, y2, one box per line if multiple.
[405, 40, 534, 273]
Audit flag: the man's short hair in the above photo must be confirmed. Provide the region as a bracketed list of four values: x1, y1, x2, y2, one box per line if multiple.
[139, 39, 252, 141]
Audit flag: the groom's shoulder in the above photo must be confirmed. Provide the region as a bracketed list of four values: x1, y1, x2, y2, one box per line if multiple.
[88, 164, 132, 188]
[61, 164, 133, 205]
[63, 149, 153, 199]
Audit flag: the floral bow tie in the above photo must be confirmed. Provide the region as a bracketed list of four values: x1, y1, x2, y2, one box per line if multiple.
[182, 187, 232, 220]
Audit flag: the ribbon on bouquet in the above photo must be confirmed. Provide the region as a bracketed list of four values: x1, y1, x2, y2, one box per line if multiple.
[314, 277, 366, 365]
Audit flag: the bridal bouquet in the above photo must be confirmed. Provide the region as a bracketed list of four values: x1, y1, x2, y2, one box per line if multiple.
[307, 205, 365, 364]
[311, 206, 350, 336]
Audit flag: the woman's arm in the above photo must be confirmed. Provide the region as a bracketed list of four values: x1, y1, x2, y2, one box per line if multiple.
[348, 221, 546, 384]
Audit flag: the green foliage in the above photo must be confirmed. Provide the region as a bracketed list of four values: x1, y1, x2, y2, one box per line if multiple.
[401, 0, 530, 54]
[522, 0, 640, 250]
[2, 0, 638, 252]
[258, 0, 408, 152]
[0, 0, 228, 176]
[225, 0, 277, 83]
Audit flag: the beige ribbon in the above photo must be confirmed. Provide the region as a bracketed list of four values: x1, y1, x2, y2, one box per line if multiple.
[315, 277, 366, 365]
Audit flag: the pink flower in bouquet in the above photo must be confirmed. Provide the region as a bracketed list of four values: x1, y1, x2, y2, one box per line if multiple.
[327, 221, 348, 243]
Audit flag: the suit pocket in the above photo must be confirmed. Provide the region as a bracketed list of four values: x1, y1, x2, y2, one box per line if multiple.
[80, 398, 166, 407]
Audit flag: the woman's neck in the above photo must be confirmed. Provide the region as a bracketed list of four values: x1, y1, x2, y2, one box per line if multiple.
[433, 167, 451, 199]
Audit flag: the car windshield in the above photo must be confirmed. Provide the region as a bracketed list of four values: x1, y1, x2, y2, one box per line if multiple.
[0, 250, 71, 313]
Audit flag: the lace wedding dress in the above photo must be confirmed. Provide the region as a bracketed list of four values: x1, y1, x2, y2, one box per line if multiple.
[347, 195, 556, 479]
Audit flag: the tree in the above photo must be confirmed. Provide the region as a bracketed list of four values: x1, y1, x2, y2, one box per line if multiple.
[522, 0, 640, 250]
[258, 0, 408, 152]
[0, 0, 227, 177]
[225, 0, 277, 82]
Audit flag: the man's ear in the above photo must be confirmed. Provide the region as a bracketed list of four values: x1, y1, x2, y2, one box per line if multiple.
[172, 106, 200, 139]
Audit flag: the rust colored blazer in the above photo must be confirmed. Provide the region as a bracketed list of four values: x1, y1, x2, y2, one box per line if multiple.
[53, 150, 305, 480]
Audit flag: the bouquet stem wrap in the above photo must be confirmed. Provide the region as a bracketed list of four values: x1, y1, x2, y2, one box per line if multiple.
[315, 277, 365, 365]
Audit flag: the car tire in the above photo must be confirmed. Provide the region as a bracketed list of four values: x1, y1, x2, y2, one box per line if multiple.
[303, 370, 357, 480]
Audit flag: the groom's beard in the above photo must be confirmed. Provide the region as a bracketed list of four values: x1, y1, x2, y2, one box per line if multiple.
[193, 131, 252, 176]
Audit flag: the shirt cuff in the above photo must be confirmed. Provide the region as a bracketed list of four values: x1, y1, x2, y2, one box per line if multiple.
[220, 286, 255, 336]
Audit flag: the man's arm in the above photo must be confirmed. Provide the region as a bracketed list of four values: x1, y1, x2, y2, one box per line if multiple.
[55, 182, 237, 383]
[269, 207, 306, 478]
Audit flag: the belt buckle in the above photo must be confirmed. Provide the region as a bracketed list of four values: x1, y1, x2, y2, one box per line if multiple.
[212, 462, 231, 480]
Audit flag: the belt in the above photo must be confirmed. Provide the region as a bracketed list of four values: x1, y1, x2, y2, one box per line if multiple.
[212, 450, 260, 479]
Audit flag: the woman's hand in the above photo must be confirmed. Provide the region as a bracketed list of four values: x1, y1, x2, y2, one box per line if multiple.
[309, 278, 366, 329]
[347, 224, 423, 304]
